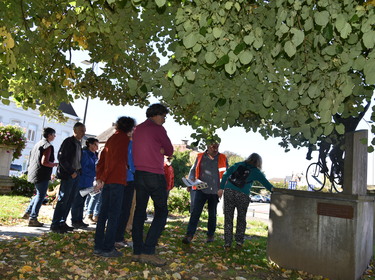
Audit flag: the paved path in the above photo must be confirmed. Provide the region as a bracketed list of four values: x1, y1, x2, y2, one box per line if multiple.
[0, 203, 270, 241]
[0, 205, 95, 241]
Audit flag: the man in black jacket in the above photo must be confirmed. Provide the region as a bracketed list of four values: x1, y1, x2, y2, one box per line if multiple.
[50, 122, 86, 233]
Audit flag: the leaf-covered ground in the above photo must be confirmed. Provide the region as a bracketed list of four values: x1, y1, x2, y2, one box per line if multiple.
[0, 199, 374, 279]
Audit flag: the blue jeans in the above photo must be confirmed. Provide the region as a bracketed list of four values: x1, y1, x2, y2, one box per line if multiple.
[190, 189, 196, 213]
[71, 190, 87, 223]
[85, 192, 102, 216]
[132, 171, 168, 255]
[26, 180, 49, 219]
[186, 190, 219, 237]
[51, 176, 80, 226]
[94, 183, 124, 252]
[115, 181, 135, 242]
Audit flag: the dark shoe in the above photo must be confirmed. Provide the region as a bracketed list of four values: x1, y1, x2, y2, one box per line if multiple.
[206, 236, 214, 243]
[100, 249, 123, 258]
[22, 212, 30, 219]
[72, 221, 89, 229]
[93, 249, 102, 256]
[61, 223, 74, 231]
[131, 254, 141, 262]
[50, 224, 67, 234]
[224, 245, 231, 251]
[182, 235, 193, 244]
[28, 219, 44, 227]
[236, 242, 243, 249]
[139, 254, 166, 267]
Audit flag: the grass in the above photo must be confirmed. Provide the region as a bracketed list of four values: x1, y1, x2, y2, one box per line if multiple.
[0, 195, 374, 280]
[0, 195, 29, 225]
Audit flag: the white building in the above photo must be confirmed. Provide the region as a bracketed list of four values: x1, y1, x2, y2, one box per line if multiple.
[0, 101, 79, 173]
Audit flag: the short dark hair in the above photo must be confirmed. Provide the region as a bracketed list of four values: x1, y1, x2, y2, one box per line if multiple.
[146, 103, 169, 118]
[43, 127, 56, 139]
[245, 153, 262, 169]
[116, 117, 135, 133]
[74, 122, 85, 130]
[85, 137, 98, 148]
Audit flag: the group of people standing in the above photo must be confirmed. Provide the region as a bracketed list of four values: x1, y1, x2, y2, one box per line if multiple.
[22, 102, 275, 267]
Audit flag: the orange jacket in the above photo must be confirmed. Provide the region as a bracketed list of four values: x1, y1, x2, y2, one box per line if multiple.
[193, 152, 227, 190]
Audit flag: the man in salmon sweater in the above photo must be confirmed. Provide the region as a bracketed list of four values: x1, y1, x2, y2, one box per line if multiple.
[131, 103, 174, 266]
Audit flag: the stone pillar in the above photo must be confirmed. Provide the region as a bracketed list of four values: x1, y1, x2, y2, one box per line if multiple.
[0, 145, 16, 176]
[344, 130, 368, 195]
[267, 130, 374, 280]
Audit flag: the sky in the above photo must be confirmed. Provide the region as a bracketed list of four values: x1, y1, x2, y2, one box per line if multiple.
[72, 96, 375, 184]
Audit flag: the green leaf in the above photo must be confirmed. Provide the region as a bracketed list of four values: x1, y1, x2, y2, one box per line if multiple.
[279, 24, 289, 35]
[335, 14, 346, 32]
[253, 38, 263, 49]
[307, 84, 320, 99]
[363, 31, 375, 49]
[216, 54, 229, 67]
[364, 58, 375, 84]
[155, 0, 166, 8]
[271, 44, 281, 57]
[205, 52, 217, 64]
[322, 23, 333, 40]
[284, 41, 296, 57]
[213, 27, 223, 39]
[340, 23, 352, 39]
[324, 124, 334, 135]
[244, 34, 255, 45]
[234, 42, 246, 55]
[173, 75, 184, 87]
[167, 70, 173, 78]
[304, 17, 314, 31]
[1, 99, 10, 105]
[128, 79, 137, 91]
[291, 28, 304, 47]
[225, 1, 233, 10]
[335, 123, 345, 135]
[224, 61, 236, 75]
[215, 98, 226, 107]
[184, 70, 195, 81]
[314, 11, 330, 26]
[183, 33, 198, 49]
[238, 51, 253, 65]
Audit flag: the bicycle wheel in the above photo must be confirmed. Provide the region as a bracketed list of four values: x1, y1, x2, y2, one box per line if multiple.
[331, 174, 344, 193]
[306, 162, 326, 191]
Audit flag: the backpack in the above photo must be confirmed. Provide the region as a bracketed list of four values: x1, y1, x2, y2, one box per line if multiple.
[228, 164, 251, 188]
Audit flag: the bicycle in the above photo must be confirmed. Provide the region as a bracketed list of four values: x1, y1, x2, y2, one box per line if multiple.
[306, 160, 343, 193]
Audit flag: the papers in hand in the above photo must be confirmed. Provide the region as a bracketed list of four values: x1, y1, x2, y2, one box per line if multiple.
[79, 186, 101, 197]
[182, 177, 208, 190]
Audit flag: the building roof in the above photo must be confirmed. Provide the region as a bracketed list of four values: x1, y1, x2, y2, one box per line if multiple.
[58, 102, 78, 117]
[96, 126, 116, 143]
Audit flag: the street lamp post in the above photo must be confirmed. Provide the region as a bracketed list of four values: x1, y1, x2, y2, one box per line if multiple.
[81, 60, 95, 125]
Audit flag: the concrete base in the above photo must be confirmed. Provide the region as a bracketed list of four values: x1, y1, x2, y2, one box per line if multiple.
[0, 175, 14, 194]
[267, 189, 374, 280]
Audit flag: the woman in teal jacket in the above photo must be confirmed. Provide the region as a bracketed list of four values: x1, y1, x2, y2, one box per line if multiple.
[218, 153, 274, 249]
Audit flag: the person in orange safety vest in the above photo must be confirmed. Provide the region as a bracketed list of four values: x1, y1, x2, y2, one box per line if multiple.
[182, 142, 228, 244]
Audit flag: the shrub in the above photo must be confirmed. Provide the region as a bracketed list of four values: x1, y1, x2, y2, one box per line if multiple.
[11, 174, 34, 197]
[167, 187, 190, 215]
[0, 124, 27, 160]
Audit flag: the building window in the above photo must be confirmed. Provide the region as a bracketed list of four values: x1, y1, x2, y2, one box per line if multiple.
[11, 120, 21, 126]
[27, 124, 37, 142]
